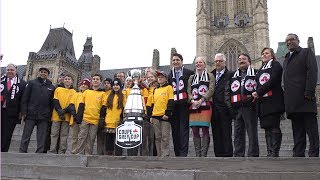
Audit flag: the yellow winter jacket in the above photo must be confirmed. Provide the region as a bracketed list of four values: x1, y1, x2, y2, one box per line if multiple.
[69, 91, 84, 125]
[82, 89, 107, 125]
[51, 87, 76, 122]
[104, 93, 126, 129]
[147, 84, 174, 117]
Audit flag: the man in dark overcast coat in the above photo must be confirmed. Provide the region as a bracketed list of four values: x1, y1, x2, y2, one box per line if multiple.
[283, 33, 319, 157]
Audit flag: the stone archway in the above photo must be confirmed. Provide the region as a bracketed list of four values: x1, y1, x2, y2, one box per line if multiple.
[218, 39, 248, 71]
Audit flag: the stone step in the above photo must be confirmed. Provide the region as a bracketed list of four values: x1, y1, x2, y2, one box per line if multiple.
[8, 138, 298, 157]
[1, 152, 320, 180]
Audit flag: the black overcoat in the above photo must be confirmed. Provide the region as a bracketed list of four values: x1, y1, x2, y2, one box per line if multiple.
[283, 46, 318, 117]
[21, 77, 55, 121]
[255, 60, 285, 118]
[211, 68, 233, 116]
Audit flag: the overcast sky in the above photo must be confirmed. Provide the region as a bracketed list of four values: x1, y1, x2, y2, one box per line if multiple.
[1, 0, 319, 70]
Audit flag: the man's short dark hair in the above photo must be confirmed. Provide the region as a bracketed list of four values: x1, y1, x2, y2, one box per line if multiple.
[172, 53, 183, 61]
[92, 73, 103, 81]
[238, 53, 251, 63]
[287, 33, 300, 41]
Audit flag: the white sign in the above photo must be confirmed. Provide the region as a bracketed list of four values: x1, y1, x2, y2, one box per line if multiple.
[116, 121, 142, 149]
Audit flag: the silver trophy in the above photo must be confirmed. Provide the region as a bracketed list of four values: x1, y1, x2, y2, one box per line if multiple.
[124, 69, 145, 121]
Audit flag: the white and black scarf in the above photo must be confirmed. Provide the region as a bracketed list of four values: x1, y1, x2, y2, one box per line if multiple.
[261, 59, 273, 70]
[1, 75, 21, 100]
[191, 70, 209, 86]
[233, 65, 255, 78]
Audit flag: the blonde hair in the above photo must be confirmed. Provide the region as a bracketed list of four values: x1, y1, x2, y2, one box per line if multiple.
[195, 56, 207, 66]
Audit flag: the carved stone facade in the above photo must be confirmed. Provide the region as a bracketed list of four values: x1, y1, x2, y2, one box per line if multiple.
[196, 0, 269, 71]
[25, 27, 100, 86]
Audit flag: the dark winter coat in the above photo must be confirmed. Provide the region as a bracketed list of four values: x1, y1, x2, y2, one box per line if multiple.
[211, 68, 233, 116]
[283, 46, 318, 117]
[255, 60, 285, 118]
[21, 77, 55, 121]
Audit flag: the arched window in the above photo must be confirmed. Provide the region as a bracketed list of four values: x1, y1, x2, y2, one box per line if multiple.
[236, 0, 246, 13]
[218, 39, 248, 71]
[215, 0, 227, 16]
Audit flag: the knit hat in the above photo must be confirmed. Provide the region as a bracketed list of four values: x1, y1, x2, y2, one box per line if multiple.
[104, 77, 112, 83]
[80, 78, 91, 87]
[111, 78, 122, 87]
[156, 70, 168, 79]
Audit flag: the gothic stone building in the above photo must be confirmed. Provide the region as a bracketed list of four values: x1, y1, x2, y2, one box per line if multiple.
[2, 0, 320, 115]
[196, 0, 269, 71]
[25, 27, 100, 86]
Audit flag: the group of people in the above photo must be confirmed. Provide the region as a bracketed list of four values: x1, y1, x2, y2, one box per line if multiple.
[1, 33, 319, 157]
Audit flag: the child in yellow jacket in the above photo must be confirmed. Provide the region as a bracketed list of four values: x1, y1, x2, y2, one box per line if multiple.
[146, 71, 174, 157]
[67, 78, 90, 154]
[49, 74, 76, 154]
[74, 74, 107, 155]
[103, 78, 126, 155]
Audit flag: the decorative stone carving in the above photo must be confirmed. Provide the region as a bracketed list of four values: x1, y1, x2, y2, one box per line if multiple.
[213, 16, 229, 28]
[255, 0, 266, 9]
[234, 13, 250, 27]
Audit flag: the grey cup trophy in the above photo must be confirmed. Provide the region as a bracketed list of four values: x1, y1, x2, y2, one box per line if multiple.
[124, 69, 145, 121]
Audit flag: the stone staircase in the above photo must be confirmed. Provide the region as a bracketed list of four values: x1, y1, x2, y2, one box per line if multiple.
[2, 119, 320, 180]
[8, 118, 319, 157]
[2, 152, 320, 180]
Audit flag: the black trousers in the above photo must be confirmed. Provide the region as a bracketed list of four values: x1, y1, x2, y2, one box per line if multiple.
[233, 106, 259, 157]
[105, 133, 122, 156]
[212, 107, 233, 157]
[290, 112, 319, 157]
[19, 119, 48, 153]
[171, 103, 189, 157]
[97, 128, 106, 155]
[1, 110, 18, 152]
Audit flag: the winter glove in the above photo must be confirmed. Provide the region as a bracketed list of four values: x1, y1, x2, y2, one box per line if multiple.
[53, 99, 65, 120]
[57, 109, 65, 121]
[75, 103, 85, 124]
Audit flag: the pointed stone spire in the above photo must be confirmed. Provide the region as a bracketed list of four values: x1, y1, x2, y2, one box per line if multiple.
[307, 37, 315, 54]
[152, 49, 159, 70]
[83, 37, 93, 52]
[170, 48, 177, 67]
[78, 37, 93, 64]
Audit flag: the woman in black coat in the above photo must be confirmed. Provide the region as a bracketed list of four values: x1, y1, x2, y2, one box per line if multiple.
[252, 47, 285, 157]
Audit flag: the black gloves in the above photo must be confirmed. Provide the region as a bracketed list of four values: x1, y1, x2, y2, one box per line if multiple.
[57, 109, 65, 120]
[75, 103, 84, 124]
[53, 99, 65, 120]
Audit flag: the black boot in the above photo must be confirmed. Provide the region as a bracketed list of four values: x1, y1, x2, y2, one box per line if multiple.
[201, 136, 210, 157]
[265, 129, 272, 157]
[193, 137, 201, 157]
[271, 131, 282, 157]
